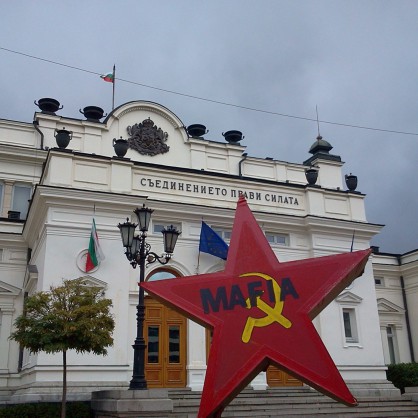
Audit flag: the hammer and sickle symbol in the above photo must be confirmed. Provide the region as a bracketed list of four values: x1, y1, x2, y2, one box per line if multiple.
[240, 272, 292, 343]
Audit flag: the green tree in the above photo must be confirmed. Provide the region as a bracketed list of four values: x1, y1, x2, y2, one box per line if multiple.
[10, 278, 115, 418]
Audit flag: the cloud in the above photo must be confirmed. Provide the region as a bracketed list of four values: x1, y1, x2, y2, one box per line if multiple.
[0, 1, 417, 252]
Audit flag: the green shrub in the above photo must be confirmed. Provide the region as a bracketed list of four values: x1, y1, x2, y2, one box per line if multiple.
[0, 401, 91, 418]
[387, 362, 418, 393]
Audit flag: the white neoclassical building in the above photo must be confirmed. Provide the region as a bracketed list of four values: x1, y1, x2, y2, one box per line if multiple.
[0, 98, 415, 402]
[371, 248, 418, 366]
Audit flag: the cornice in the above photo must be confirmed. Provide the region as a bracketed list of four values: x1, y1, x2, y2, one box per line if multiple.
[104, 100, 186, 128]
[0, 118, 34, 129]
[303, 215, 383, 232]
[0, 143, 47, 162]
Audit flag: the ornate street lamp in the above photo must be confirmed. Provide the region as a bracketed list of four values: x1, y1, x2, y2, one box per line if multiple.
[118, 204, 181, 390]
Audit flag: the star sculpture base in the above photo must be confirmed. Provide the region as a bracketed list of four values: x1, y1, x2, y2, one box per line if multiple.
[142, 195, 371, 418]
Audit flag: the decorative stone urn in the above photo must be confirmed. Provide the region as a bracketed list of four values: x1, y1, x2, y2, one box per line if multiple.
[113, 137, 129, 157]
[187, 124, 208, 137]
[34, 98, 63, 114]
[345, 173, 358, 191]
[79, 106, 106, 121]
[54, 128, 72, 149]
[222, 130, 244, 143]
[305, 168, 319, 185]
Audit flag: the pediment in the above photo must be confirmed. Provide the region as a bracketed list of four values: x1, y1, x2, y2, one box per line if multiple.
[377, 298, 404, 314]
[102, 100, 193, 166]
[107, 101, 186, 131]
[78, 275, 107, 289]
[336, 291, 363, 304]
[0, 281, 21, 296]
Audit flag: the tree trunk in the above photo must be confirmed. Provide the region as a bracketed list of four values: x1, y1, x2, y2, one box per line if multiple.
[61, 350, 67, 418]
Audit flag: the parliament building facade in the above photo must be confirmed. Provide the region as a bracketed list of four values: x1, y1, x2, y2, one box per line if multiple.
[0, 99, 417, 402]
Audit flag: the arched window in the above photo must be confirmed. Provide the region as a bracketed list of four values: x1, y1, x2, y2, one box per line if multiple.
[146, 268, 180, 282]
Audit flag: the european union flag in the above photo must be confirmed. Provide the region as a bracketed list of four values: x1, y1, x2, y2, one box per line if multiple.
[199, 221, 229, 260]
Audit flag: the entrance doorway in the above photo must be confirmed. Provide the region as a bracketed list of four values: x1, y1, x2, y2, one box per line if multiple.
[144, 269, 187, 388]
[266, 365, 303, 387]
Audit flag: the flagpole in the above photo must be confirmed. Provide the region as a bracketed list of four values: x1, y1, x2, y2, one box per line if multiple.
[350, 230, 355, 252]
[112, 64, 116, 110]
[196, 248, 201, 274]
[196, 218, 204, 274]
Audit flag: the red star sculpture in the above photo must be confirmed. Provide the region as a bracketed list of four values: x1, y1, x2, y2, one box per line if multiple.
[142, 196, 371, 418]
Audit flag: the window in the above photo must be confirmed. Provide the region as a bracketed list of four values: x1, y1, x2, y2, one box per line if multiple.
[265, 232, 289, 246]
[374, 277, 384, 287]
[146, 268, 179, 282]
[152, 222, 181, 235]
[386, 325, 398, 364]
[211, 227, 231, 241]
[147, 326, 160, 363]
[12, 184, 32, 220]
[0, 182, 3, 215]
[342, 308, 359, 344]
[168, 325, 180, 363]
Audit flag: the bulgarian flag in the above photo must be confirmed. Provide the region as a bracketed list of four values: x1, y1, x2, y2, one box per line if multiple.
[100, 71, 114, 83]
[85, 219, 105, 272]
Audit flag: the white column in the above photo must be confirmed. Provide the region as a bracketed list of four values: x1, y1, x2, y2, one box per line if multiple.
[251, 371, 268, 390]
[0, 307, 15, 372]
[186, 320, 207, 391]
[380, 325, 390, 364]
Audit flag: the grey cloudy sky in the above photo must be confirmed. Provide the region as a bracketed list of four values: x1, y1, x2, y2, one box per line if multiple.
[1, 1, 417, 253]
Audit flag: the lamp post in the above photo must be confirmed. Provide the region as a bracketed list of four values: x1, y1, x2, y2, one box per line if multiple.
[118, 204, 181, 390]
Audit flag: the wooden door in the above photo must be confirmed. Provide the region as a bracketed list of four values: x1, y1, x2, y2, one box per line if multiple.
[266, 365, 303, 387]
[144, 297, 187, 388]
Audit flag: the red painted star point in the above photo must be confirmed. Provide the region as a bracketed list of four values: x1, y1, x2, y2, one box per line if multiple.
[142, 196, 371, 418]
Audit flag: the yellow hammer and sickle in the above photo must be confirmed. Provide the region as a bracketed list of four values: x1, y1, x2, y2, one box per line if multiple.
[240, 272, 292, 343]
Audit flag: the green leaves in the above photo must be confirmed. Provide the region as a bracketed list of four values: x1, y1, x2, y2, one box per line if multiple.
[10, 278, 115, 355]
[10, 280, 115, 418]
[387, 362, 418, 393]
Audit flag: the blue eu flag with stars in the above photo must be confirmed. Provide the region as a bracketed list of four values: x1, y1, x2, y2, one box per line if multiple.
[199, 221, 229, 260]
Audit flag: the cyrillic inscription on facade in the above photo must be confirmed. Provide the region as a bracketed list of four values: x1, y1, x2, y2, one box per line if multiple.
[139, 177, 302, 207]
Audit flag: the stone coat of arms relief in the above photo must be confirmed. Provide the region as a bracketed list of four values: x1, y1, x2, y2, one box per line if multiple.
[127, 118, 169, 156]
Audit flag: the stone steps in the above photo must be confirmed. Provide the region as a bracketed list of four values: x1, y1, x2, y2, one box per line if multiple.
[168, 388, 418, 418]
